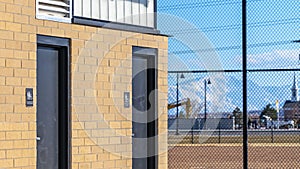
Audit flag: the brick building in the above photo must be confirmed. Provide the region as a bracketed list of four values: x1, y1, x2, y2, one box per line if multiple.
[0, 0, 168, 168]
[283, 74, 300, 120]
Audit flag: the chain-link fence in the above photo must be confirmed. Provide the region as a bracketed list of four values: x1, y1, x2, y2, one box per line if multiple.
[157, 0, 300, 168]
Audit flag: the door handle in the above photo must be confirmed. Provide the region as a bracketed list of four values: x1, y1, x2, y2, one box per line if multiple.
[132, 133, 135, 137]
[36, 137, 41, 141]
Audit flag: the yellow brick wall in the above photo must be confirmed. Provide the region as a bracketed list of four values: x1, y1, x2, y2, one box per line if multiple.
[0, 0, 168, 169]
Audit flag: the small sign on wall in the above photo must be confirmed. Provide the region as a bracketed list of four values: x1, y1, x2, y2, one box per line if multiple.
[124, 92, 130, 108]
[26, 88, 33, 107]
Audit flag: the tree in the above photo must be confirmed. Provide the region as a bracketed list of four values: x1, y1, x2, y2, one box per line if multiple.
[232, 107, 243, 127]
[260, 104, 277, 120]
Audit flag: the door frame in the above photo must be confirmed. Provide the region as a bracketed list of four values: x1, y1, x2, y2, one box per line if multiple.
[132, 46, 158, 169]
[37, 35, 71, 169]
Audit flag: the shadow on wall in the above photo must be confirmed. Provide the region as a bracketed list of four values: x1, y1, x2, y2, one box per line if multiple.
[124, 0, 149, 7]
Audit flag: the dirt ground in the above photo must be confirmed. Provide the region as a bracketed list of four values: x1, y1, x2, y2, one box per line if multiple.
[168, 144, 300, 169]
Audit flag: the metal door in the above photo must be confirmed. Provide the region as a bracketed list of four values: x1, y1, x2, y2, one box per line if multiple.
[132, 54, 157, 169]
[37, 47, 59, 169]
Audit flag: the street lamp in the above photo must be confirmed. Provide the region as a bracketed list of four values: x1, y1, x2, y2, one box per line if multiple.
[176, 73, 185, 135]
[204, 78, 211, 127]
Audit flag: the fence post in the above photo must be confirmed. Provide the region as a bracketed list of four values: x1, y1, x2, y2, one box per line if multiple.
[192, 123, 194, 144]
[219, 123, 221, 143]
[271, 124, 274, 143]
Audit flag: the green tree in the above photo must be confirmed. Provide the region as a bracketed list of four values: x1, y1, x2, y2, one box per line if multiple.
[232, 107, 243, 127]
[260, 104, 277, 120]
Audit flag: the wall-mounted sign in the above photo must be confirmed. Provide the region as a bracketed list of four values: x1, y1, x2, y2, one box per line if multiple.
[124, 92, 130, 108]
[26, 88, 33, 107]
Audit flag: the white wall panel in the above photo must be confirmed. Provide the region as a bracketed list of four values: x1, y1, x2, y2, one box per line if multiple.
[139, 0, 147, 26]
[73, 0, 155, 28]
[109, 0, 117, 22]
[100, 0, 108, 20]
[74, 0, 82, 16]
[147, 0, 154, 27]
[132, 0, 140, 25]
[91, 0, 100, 19]
[82, 0, 91, 18]
[117, 0, 125, 23]
[124, 0, 132, 24]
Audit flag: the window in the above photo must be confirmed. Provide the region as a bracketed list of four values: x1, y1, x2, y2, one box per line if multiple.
[36, 0, 72, 23]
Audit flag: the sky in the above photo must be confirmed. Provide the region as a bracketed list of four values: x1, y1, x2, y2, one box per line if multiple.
[156, 0, 300, 114]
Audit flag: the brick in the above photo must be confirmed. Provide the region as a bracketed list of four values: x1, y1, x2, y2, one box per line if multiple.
[0, 58, 4, 67]
[13, 140, 29, 149]
[6, 22, 22, 32]
[0, 95, 4, 103]
[22, 6, 35, 16]
[72, 24, 85, 31]
[51, 28, 65, 36]
[6, 77, 21, 86]
[22, 60, 35, 69]
[14, 158, 29, 167]
[39, 26, 54, 34]
[0, 3, 4, 12]
[6, 40, 22, 49]
[0, 140, 14, 149]
[44, 20, 58, 28]
[79, 163, 91, 169]
[14, 0, 28, 6]
[0, 21, 5, 30]
[0, 114, 4, 121]
[6, 95, 21, 104]
[6, 4, 21, 14]
[22, 78, 35, 86]
[0, 30, 13, 40]
[6, 113, 21, 121]
[79, 32, 91, 40]
[21, 131, 35, 139]
[0, 12, 13, 22]
[6, 58, 21, 67]
[103, 160, 115, 168]
[21, 113, 35, 122]
[0, 85, 13, 94]
[0, 150, 5, 158]
[22, 24, 36, 33]
[13, 14, 29, 25]
[110, 122, 121, 129]
[14, 32, 29, 41]
[0, 159, 13, 168]
[22, 42, 35, 51]
[6, 131, 22, 140]
[85, 154, 97, 162]
[14, 68, 28, 77]
[72, 154, 85, 163]
[7, 149, 24, 158]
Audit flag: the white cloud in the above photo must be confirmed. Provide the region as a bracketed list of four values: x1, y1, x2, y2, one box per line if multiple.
[235, 49, 300, 68]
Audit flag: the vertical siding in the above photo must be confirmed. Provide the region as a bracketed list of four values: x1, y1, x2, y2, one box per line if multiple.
[132, 0, 140, 25]
[147, 0, 154, 27]
[91, 0, 100, 19]
[100, 0, 109, 20]
[82, 0, 91, 18]
[117, 0, 125, 23]
[74, 0, 155, 28]
[74, 0, 82, 16]
[139, 0, 147, 27]
[124, 0, 132, 24]
[108, 0, 117, 22]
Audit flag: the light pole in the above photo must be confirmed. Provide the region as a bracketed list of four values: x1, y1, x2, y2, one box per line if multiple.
[176, 73, 185, 135]
[204, 78, 211, 128]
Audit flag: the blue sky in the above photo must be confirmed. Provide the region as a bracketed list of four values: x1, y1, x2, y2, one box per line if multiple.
[156, 0, 299, 113]
[157, 0, 299, 71]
